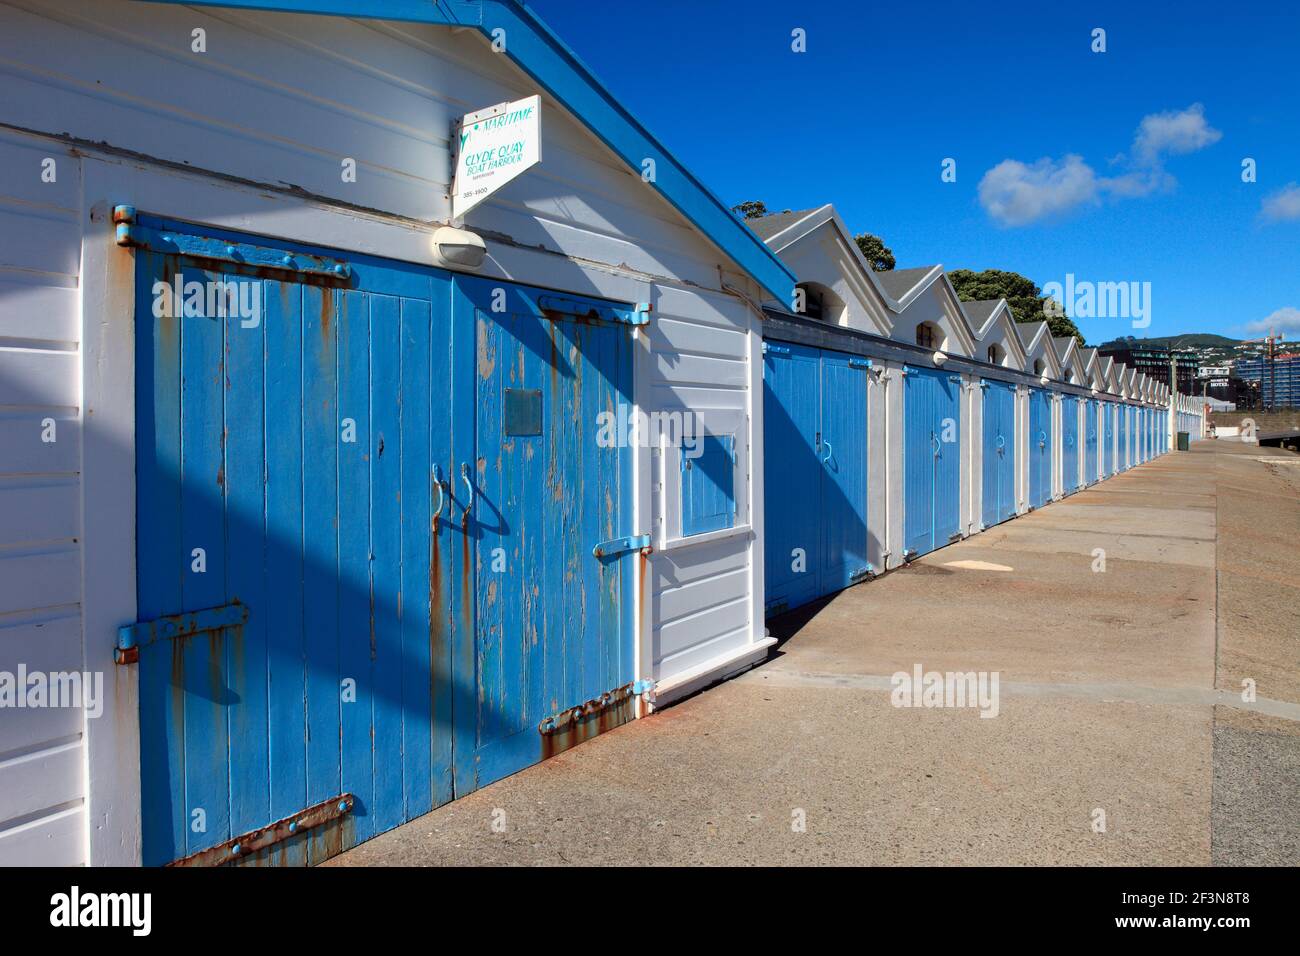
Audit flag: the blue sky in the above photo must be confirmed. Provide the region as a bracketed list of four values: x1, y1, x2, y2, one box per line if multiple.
[530, 0, 1300, 345]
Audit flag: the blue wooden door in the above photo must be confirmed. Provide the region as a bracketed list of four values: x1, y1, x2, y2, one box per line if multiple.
[1120, 405, 1130, 470]
[133, 223, 638, 866]
[1029, 388, 1051, 507]
[1085, 400, 1099, 483]
[453, 277, 635, 793]
[1061, 396, 1079, 493]
[818, 352, 869, 592]
[763, 342, 823, 612]
[904, 366, 960, 558]
[981, 380, 1015, 527]
[762, 342, 868, 613]
[133, 221, 455, 866]
[1101, 403, 1113, 475]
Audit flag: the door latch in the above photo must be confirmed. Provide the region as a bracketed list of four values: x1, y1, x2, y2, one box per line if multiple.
[592, 534, 651, 559]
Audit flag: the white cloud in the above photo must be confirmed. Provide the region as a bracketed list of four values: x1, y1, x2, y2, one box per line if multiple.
[1132, 103, 1222, 165]
[1260, 183, 1300, 223]
[978, 155, 1099, 227]
[1102, 168, 1175, 198]
[1244, 306, 1300, 337]
[979, 105, 1220, 226]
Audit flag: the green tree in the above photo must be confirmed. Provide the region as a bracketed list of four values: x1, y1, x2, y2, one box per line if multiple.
[948, 268, 1084, 345]
[731, 200, 768, 220]
[853, 233, 895, 272]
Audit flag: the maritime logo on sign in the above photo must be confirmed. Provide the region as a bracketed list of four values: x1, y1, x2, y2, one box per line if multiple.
[452, 94, 542, 219]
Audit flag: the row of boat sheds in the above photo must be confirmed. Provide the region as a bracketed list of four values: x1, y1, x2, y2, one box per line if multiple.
[0, 0, 1205, 865]
[751, 204, 1202, 616]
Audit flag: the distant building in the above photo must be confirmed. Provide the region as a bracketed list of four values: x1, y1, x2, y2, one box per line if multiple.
[1194, 364, 1247, 405]
[1098, 341, 1196, 392]
[1236, 352, 1300, 408]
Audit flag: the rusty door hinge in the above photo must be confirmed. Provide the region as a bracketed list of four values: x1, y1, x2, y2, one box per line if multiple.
[115, 601, 247, 665]
[168, 793, 354, 867]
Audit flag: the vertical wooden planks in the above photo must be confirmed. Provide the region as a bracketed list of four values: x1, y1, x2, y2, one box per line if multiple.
[369, 293, 404, 828]
[540, 317, 566, 722]
[903, 368, 933, 557]
[448, 279, 479, 796]
[399, 296, 433, 820]
[263, 277, 308, 867]
[586, 319, 615, 702]
[337, 289, 374, 845]
[223, 276, 269, 839]
[515, 313, 547, 732]
[558, 320, 584, 711]
[135, 251, 186, 866]
[178, 264, 231, 857]
[496, 314, 527, 738]
[301, 283, 340, 865]
[475, 311, 505, 752]
[429, 277, 455, 807]
[818, 354, 868, 592]
[761, 344, 822, 611]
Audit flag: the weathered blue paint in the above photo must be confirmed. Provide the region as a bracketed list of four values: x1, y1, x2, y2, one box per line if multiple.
[681, 435, 737, 536]
[903, 366, 961, 559]
[761, 342, 869, 613]
[762, 343, 822, 613]
[1028, 388, 1052, 508]
[133, 219, 635, 864]
[453, 274, 634, 792]
[1060, 394, 1080, 494]
[980, 380, 1016, 528]
[137, 0, 796, 304]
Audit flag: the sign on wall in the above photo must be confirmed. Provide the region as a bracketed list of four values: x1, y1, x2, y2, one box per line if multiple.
[452, 95, 542, 219]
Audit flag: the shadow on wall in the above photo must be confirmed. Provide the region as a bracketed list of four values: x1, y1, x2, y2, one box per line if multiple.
[761, 352, 875, 618]
[0, 237, 638, 866]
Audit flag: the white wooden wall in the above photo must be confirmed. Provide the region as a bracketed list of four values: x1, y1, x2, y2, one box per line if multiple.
[0, 131, 87, 866]
[0, 0, 773, 861]
[645, 285, 767, 697]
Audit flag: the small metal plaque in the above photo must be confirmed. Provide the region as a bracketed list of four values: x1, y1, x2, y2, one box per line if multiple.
[504, 388, 543, 436]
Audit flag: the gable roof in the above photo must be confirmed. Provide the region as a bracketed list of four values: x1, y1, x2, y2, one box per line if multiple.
[876, 266, 941, 301]
[963, 299, 1000, 329]
[140, 0, 796, 302]
[1021, 321, 1063, 379]
[969, 300, 1027, 369]
[1051, 335, 1082, 382]
[748, 203, 981, 354]
[746, 208, 821, 241]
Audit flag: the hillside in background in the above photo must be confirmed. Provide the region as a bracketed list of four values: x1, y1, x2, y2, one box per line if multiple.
[1098, 334, 1298, 366]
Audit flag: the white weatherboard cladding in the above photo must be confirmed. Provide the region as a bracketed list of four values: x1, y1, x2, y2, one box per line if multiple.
[0, 0, 736, 290]
[0, 0, 768, 862]
[0, 130, 86, 867]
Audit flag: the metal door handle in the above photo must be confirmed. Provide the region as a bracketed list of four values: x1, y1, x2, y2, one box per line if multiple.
[432, 465, 447, 522]
[821, 439, 833, 463]
[460, 462, 475, 520]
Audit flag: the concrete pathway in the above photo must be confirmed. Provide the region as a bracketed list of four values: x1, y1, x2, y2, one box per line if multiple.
[329, 441, 1299, 866]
